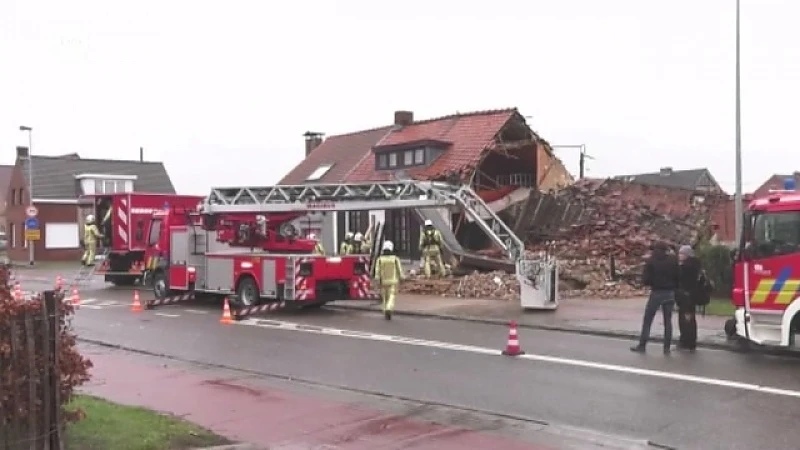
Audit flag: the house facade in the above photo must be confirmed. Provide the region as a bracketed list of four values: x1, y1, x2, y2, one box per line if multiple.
[614, 167, 725, 193]
[280, 109, 573, 260]
[0, 165, 14, 233]
[5, 149, 176, 262]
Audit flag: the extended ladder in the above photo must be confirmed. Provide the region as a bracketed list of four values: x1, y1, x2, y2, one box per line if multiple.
[204, 181, 525, 262]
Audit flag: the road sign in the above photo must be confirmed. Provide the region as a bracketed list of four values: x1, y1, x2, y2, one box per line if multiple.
[25, 229, 40, 241]
[25, 206, 38, 217]
[25, 217, 39, 230]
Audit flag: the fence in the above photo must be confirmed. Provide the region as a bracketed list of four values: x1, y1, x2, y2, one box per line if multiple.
[0, 290, 65, 450]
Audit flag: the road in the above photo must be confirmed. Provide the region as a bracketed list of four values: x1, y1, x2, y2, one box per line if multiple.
[69, 288, 800, 450]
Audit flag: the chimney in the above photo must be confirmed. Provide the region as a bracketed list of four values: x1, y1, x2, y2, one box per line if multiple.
[659, 167, 673, 176]
[16, 146, 29, 159]
[394, 110, 414, 127]
[139, 146, 144, 162]
[303, 131, 325, 157]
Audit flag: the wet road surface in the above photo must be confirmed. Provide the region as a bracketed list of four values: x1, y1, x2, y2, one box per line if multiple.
[71, 290, 800, 450]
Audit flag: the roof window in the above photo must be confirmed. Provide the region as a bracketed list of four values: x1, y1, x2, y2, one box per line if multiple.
[306, 164, 333, 181]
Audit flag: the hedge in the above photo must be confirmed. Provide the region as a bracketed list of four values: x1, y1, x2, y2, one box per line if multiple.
[696, 243, 734, 297]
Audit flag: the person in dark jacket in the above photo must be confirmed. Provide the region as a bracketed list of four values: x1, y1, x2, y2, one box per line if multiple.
[631, 241, 679, 354]
[676, 245, 701, 350]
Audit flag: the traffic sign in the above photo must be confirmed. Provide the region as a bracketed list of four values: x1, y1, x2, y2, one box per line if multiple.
[25, 217, 39, 230]
[25, 206, 38, 217]
[25, 229, 40, 241]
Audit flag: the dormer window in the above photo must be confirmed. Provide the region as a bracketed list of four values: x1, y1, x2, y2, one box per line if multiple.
[75, 173, 136, 195]
[376, 147, 432, 171]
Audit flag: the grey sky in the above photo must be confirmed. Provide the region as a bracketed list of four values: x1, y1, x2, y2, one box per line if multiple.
[1, 0, 796, 195]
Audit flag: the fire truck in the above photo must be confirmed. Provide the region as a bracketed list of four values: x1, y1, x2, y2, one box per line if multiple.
[83, 193, 205, 286]
[141, 180, 561, 310]
[728, 178, 800, 349]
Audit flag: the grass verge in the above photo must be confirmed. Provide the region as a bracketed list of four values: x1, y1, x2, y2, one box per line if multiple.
[702, 298, 735, 317]
[66, 395, 232, 450]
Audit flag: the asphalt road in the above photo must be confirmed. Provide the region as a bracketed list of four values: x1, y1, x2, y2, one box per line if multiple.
[71, 290, 800, 450]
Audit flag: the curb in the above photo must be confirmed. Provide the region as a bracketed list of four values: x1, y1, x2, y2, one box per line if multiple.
[326, 303, 738, 352]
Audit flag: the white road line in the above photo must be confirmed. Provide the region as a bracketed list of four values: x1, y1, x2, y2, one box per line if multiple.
[235, 318, 800, 400]
[79, 305, 103, 310]
[183, 309, 208, 314]
[80, 298, 98, 305]
[154, 312, 181, 318]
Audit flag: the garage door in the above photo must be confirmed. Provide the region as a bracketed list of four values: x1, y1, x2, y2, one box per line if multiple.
[45, 223, 79, 249]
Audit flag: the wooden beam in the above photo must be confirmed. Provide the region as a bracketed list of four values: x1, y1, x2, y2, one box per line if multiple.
[488, 138, 538, 152]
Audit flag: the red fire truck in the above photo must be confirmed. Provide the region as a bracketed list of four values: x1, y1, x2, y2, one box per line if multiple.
[729, 178, 800, 349]
[83, 193, 204, 286]
[141, 180, 560, 311]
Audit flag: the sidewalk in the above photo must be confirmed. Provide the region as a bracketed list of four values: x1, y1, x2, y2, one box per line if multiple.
[79, 344, 648, 449]
[331, 295, 731, 348]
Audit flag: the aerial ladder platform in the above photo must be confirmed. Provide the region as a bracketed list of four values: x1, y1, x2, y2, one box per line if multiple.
[204, 180, 559, 310]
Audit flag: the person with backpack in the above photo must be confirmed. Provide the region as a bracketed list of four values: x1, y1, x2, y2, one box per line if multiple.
[676, 245, 702, 350]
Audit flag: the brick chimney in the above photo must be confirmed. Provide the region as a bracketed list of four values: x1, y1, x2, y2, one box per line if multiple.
[15, 146, 29, 159]
[303, 131, 325, 157]
[394, 110, 414, 127]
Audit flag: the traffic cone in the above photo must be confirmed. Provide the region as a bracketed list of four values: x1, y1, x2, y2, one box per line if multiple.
[55, 275, 64, 291]
[502, 321, 525, 356]
[71, 288, 81, 309]
[130, 290, 143, 312]
[220, 297, 234, 324]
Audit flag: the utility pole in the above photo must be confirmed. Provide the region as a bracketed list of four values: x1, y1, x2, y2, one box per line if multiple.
[552, 144, 592, 179]
[734, 0, 744, 246]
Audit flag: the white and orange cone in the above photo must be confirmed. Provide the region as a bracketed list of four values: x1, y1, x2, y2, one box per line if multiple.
[130, 290, 143, 312]
[502, 321, 525, 356]
[220, 297, 234, 324]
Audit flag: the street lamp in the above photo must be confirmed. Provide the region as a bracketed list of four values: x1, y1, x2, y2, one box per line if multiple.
[734, 0, 744, 246]
[19, 125, 34, 265]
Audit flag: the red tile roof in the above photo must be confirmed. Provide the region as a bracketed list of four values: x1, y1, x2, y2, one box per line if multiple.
[346, 109, 516, 182]
[279, 126, 392, 184]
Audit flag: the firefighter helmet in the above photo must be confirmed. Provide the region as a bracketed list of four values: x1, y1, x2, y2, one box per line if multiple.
[86, 214, 95, 224]
[345, 231, 354, 239]
[354, 232, 363, 241]
[382, 240, 394, 252]
[308, 233, 317, 240]
[424, 219, 433, 227]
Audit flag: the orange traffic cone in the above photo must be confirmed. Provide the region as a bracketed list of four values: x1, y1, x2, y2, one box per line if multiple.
[71, 288, 81, 309]
[220, 297, 234, 324]
[502, 321, 525, 356]
[130, 290, 143, 312]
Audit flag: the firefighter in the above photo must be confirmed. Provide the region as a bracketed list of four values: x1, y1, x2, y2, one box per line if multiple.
[419, 219, 445, 278]
[309, 233, 325, 255]
[353, 232, 365, 254]
[340, 232, 354, 255]
[82, 214, 103, 266]
[373, 240, 404, 320]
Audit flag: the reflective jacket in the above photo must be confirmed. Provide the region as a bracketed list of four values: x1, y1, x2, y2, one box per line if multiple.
[374, 255, 403, 286]
[84, 224, 102, 244]
[419, 228, 443, 250]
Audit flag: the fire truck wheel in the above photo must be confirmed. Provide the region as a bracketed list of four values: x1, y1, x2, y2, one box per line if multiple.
[236, 276, 260, 307]
[724, 318, 737, 339]
[152, 270, 169, 300]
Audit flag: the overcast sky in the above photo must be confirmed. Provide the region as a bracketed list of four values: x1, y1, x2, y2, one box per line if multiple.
[1, 0, 797, 195]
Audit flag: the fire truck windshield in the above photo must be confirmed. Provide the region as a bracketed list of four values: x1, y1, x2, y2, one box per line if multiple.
[747, 211, 800, 258]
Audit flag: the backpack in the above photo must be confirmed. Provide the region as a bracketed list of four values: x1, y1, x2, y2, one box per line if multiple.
[695, 269, 714, 306]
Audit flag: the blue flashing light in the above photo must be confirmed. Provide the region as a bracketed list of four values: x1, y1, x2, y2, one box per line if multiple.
[784, 178, 796, 191]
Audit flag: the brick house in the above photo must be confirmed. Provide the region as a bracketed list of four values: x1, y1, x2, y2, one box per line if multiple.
[280, 108, 573, 260]
[614, 167, 725, 193]
[0, 165, 14, 233]
[752, 173, 800, 199]
[5, 148, 176, 262]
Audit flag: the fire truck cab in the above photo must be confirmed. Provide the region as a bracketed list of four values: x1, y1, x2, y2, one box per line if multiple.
[730, 178, 800, 348]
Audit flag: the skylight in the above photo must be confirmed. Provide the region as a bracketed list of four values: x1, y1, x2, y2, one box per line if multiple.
[306, 164, 333, 181]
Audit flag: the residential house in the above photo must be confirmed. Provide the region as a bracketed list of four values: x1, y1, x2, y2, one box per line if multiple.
[5, 148, 176, 262]
[279, 109, 573, 260]
[614, 167, 725, 193]
[752, 173, 800, 199]
[0, 165, 14, 233]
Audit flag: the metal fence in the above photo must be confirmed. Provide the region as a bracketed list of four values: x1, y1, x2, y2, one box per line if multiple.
[0, 291, 64, 450]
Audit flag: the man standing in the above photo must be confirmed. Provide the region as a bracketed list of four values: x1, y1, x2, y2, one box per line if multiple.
[677, 245, 701, 351]
[340, 232, 354, 255]
[418, 219, 445, 278]
[308, 233, 325, 255]
[373, 240, 404, 320]
[82, 214, 103, 267]
[631, 241, 679, 354]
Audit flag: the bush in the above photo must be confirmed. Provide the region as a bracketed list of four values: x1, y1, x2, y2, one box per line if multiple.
[696, 244, 734, 297]
[0, 263, 93, 444]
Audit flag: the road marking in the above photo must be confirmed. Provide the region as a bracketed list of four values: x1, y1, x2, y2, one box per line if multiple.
[184, 309, 208, 314]
[79, 305, 103, 310]
[154, 312, 180, 318]
[236, 318, 800, 400]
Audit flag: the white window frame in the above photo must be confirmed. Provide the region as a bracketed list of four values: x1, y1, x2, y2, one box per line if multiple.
[403, 150, 413, 166]
[44, 222, 80, 249]
[306, 164, 334, 181]
[414, 148, 425, 164]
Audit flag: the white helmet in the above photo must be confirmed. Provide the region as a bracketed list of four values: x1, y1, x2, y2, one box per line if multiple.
[382, 240, 394, 252]
[308, 233, 317, 240]
[424, 219, 433, 227]
[86, 214, 95, 224]
[345, 231, 354, 239]
[354, 232, 363, 241]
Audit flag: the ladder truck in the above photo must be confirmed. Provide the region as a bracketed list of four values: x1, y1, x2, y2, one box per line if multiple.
[142, 180, 560, 312]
